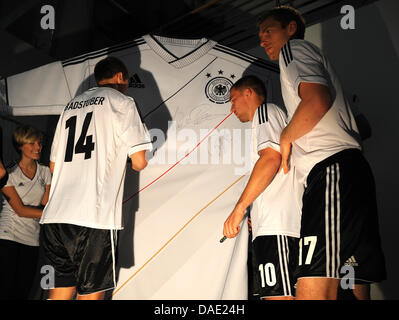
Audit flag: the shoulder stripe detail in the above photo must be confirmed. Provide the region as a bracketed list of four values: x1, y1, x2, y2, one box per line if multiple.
[282, 45, 290, 67]
[63, 38, 145, 64]
[281, 41, 293, 67]
[214, 45, 279, 74]
[257, 103, 268, 124]
[261, 104, 266, 124]
[62, 39, 146, 67]
[281, 46, 288, 67]
[287, 41, 293, 61]
[215, 44, 269, 63]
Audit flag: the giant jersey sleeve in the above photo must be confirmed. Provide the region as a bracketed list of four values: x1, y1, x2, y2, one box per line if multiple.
[4, 62, 72, 115]
[254, 103, 287, 154]
[280, 40, 329, 95]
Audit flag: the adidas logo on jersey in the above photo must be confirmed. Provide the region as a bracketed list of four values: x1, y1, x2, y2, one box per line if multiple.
[344, 256, 358, 267]
[129, 74, 145, 88]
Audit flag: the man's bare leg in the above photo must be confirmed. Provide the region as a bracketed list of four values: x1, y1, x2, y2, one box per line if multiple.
[353, 284, 370, 300]
[296, 278, 340, 300]
[263, 296, 295, 300]
[77, 291, 105, 300]
[48, 287, 76, 300]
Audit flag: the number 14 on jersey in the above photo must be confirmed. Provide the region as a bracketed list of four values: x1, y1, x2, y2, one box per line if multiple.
[64, 112, 95, 162]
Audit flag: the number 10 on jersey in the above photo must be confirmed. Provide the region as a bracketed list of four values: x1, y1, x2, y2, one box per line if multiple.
[64, 112, 95, 162]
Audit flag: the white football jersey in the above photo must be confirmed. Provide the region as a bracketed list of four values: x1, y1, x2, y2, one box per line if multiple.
[40, 86, 152, 230]
[250, 103, 303, 239]
[279, 39, 361, 185]
[2, 35, 284, 116]
[0, 162, 51, 246]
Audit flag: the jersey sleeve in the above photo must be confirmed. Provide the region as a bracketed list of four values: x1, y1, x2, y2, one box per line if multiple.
[119, 98, 152, 156]
[43, 166, 52, 185]
[281, 40, 329, 95]
[255, 104, 287, 154]
[5, 61, 72, 115]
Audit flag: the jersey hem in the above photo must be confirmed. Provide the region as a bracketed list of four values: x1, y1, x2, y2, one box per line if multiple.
[0, 235, 39, 247]
[39, 219, 123, 230]
[128, 142, 153, 155]
[259, 294, 295, 299]
[77, 286, 115, 296]
[252, 230, 300, 240]
[296, 276, 374, 283]
[294, 76, 328, 95]
[257, 141, 280, 154]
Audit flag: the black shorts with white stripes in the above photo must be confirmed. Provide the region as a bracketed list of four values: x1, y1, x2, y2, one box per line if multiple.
[294, 149, 386, 283]
[251, 235, 298, 299]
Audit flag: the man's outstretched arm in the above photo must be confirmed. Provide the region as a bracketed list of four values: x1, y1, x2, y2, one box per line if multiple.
[223, 147, 281, 239]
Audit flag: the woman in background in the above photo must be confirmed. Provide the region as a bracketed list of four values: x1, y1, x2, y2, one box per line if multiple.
[0, 125, 51, 300]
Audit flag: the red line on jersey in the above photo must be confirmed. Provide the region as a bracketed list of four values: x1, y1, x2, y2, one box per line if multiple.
[123, 112, 233, 204]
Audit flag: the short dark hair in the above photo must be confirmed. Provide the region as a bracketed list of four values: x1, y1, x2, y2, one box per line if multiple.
[94, 57, 129, 84]
[231, 75, 267, 100]
[257, 5, 306, 40]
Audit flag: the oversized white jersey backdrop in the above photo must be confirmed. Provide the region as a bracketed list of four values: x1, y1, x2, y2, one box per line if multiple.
[1, 35, 283, 299]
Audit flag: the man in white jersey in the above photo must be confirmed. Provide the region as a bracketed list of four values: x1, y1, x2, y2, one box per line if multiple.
[257, 6, 386, 300]
[223, 75, 303, 299]
[40, 57, 152, 300]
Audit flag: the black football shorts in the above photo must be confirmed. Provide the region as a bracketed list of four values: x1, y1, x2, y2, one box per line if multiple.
[41, 223, 117, 295]
[295, 149, 386, 284]
[251, 235, 298, 298]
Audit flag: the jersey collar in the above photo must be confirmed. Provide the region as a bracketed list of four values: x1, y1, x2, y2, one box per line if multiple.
[143, 34, 216, 69]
